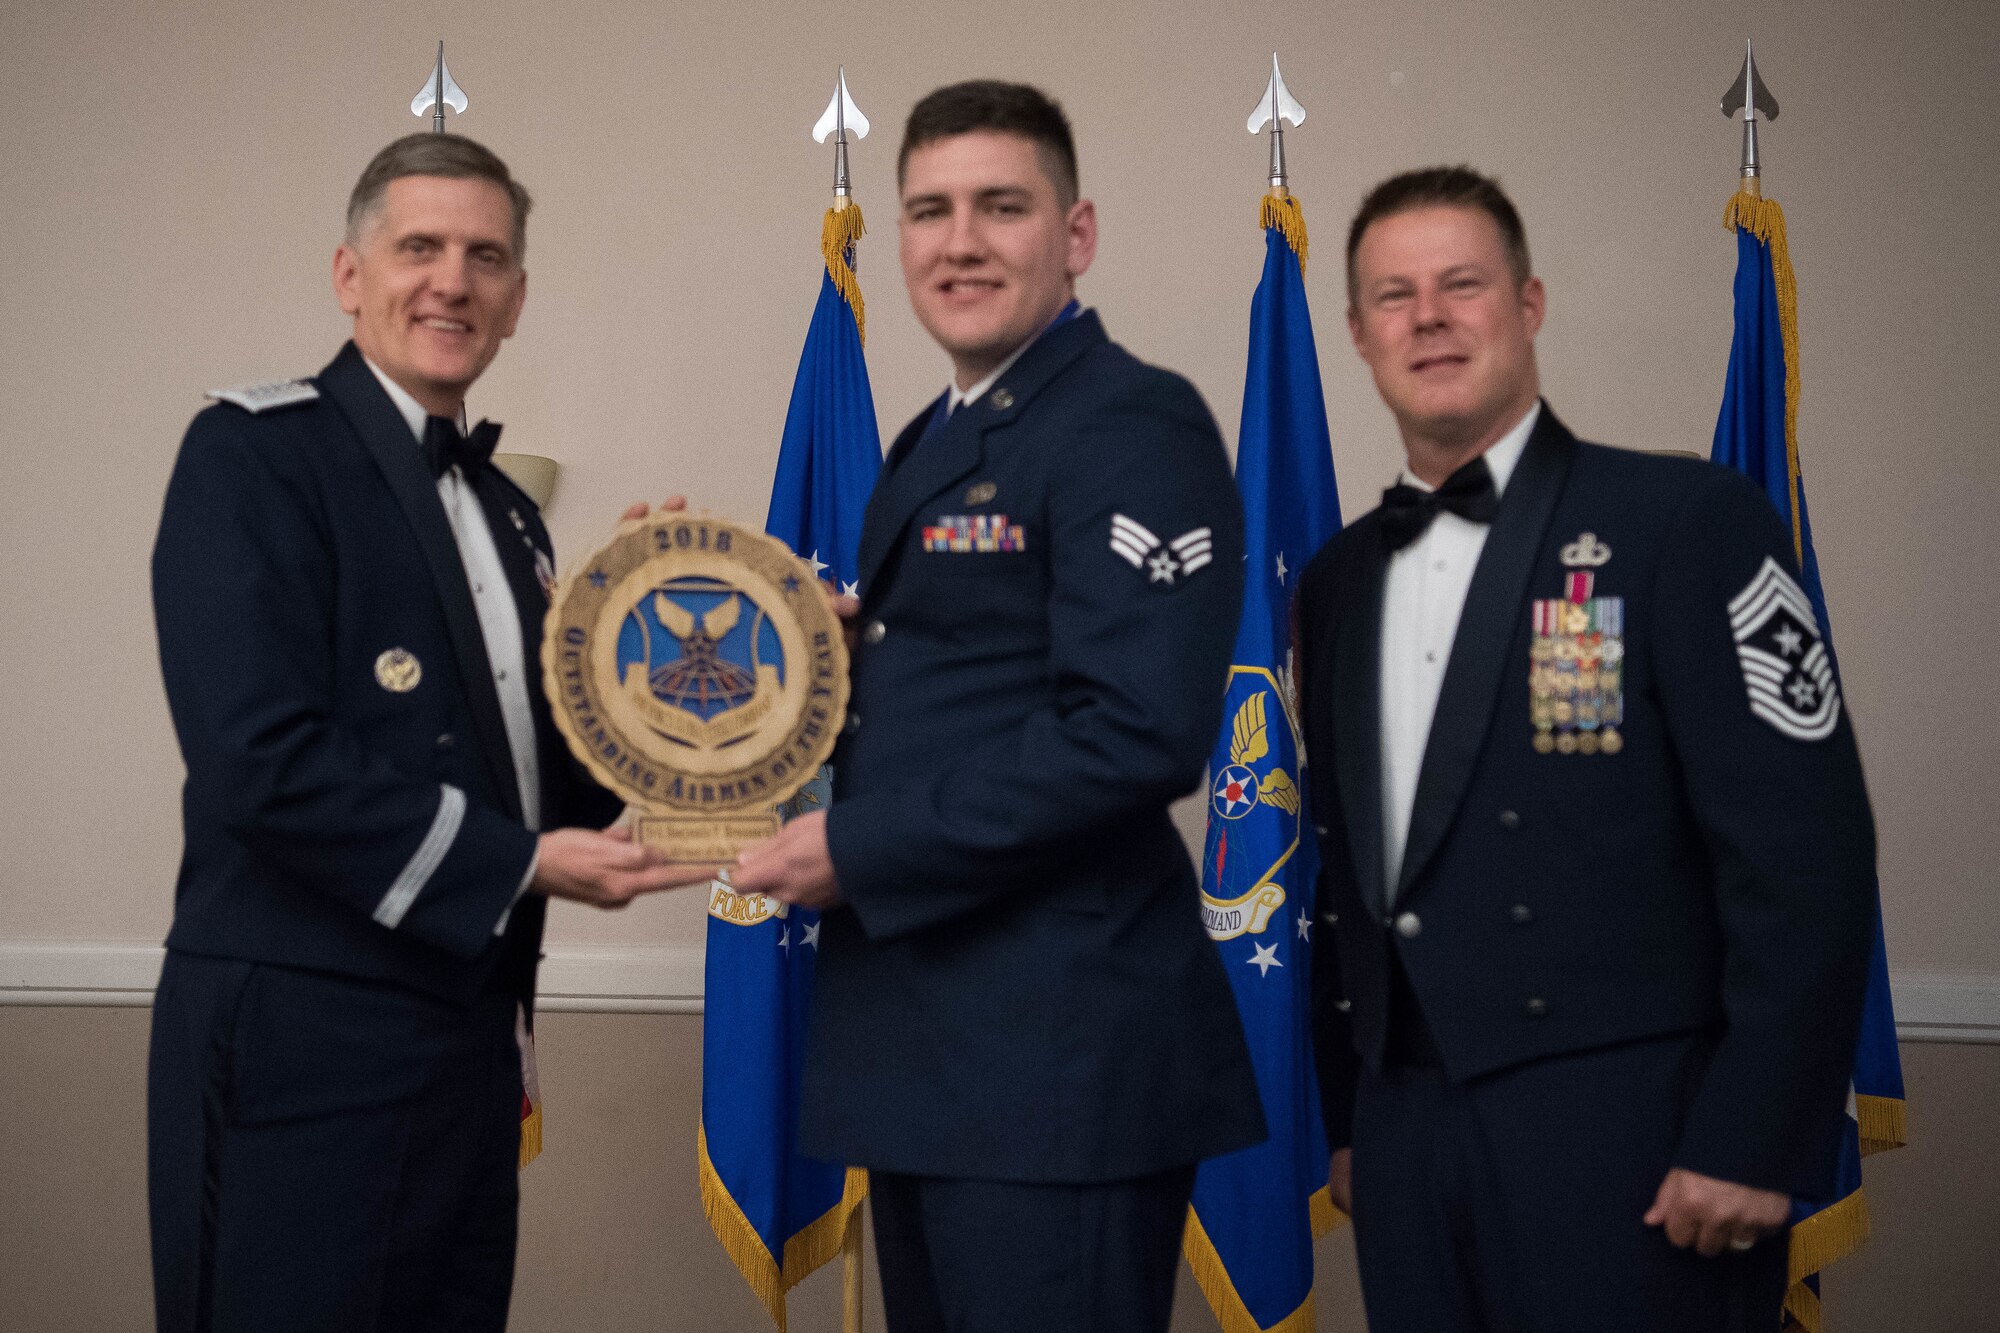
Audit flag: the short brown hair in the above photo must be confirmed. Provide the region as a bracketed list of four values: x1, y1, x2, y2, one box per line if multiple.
[1345, 166, 1530, 305]
[899, 81, 1079, 207]
[345, 133, 533, 259]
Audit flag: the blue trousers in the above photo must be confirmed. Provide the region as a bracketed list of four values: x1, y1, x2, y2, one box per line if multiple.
[148, 952, 523, 1333]
[1350, 1032, 1790, 1333]
[869, 1165, 1197, 1333]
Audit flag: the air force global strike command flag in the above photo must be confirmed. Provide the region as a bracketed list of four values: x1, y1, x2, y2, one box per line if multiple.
[1713, 182, 1907, 1333]
[697, 186, 879, 1330]
[1184, 182, 1345, 1333]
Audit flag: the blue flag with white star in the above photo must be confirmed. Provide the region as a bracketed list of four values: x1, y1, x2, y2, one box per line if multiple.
[1184, 197, 1344, 1333]
[698, 203, 879, 1329]
[1711, 187, 1906, 1333]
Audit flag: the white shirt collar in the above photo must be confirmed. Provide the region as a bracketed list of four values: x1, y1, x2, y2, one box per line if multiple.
[1397, 400, 1541, 497]
[947, 336, 1038, 416]
[362, 356, 467, 446]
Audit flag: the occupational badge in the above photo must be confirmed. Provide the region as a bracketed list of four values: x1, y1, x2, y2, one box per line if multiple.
[1729, 556, 1840, 741]
[1200, 681, 1302, 939]
[543, 514, 849, 864]
[1528, 570, 1624, 755]
[374, 647, 422, 693]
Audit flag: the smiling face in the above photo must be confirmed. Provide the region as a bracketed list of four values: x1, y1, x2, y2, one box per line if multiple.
[898, 130, 1096, 389]
[1347, 204, 1545, 477]
[332, 174, 526, 417]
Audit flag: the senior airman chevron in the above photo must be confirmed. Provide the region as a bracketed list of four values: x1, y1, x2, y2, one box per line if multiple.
[1108, 513, 1215, 584]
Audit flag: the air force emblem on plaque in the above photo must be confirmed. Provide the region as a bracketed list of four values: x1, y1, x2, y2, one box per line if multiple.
[1729, 556, 1840, 741]
[1200, 675, 1303, 940]
[544, 516, 849, 863]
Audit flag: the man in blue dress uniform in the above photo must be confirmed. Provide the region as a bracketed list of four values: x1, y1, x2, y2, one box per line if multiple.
[732, 83, 1266, 1332]
[148, 134, 710, 1332]
[1297, 166, 1878, 1332]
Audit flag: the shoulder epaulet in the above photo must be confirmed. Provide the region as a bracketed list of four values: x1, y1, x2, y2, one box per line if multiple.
[205, 378, 321, 414]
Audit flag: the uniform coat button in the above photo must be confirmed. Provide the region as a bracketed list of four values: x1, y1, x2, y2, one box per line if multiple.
[842, 712, 861, 736]
[1334, 999, 1353, 1013]
[1510, 904, 1535, 924]
[436, 733, 455, 749]
[1321, 910, 1339, 926]
[1314, 823, 1329, 836]
[1499, 809, 1522, 830]
[862, 620, 887, 645]
[1394, 912, 1422, 939]
[1525, 997, 1549, 1017]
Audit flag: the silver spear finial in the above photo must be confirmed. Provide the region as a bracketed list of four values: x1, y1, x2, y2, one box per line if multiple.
[1719, 39, 1780, 183]
[813, 67, 871, 200]
[411, 41, 468, 133]
[1247, 53, 1306, 194]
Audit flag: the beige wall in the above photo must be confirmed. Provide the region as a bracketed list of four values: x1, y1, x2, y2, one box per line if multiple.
[3, 1008, 1993, 1332]
[0, 0, 1996, 973]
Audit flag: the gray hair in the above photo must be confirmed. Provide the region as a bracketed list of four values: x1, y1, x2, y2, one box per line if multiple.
[344, 133, 533, 260]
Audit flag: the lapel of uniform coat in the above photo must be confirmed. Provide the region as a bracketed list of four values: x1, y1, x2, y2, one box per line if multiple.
[854, 311, 1106, 596]
[315, 341, 522, 816]
[1326, 517, 1391, 918]
[1395, 405, 1576, 900]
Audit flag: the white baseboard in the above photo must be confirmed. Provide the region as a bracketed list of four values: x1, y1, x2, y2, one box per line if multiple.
[1, 941, 1995, 1043]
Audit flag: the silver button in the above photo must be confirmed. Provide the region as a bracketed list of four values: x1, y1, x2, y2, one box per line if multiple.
[1499, 809, 1521, 830]
[1394, 912, 1422, 939]
[863, 620, 886, 645]
[990, 388, 1015, 410]
[842, 713, 861, 736]
[1510, 904, 1534, 924]
[1314, 823, 1329, 836]
[435, 733, 454, 749]
[1334, 999, 1353, 1013]
[1525, 997, 1549, 1017]
[1321, 910, 1339, 926]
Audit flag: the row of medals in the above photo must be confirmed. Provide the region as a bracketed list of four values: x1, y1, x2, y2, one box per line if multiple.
[1530, 596, 1625, 755]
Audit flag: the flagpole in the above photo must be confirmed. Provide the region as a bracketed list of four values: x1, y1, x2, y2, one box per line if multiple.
[841, 1207, 865, 1333]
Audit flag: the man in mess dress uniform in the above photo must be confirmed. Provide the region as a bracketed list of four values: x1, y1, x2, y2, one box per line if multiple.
[149, 133, 710, 1332]
[732, 82, 1266, 1333]
[1297, 165, 1878, 1333]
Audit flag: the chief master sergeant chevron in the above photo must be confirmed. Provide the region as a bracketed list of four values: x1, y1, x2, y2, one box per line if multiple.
[731, 82, 1266, 1332]
[147, 134, 714, 1333]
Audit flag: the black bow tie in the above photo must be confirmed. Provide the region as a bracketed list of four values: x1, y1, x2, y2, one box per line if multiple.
[1379, 456, 1501, 551]
[423, 416, 502, 480]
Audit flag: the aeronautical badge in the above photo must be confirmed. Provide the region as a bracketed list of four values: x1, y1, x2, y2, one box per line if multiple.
[543, 515, 849, 864]
[205, 378, 320, 413]
[1728, 556, 1840, 741]
[374, 647, 422, 693]
[1560, 531, 1612, 567]
[1108, 515, 1213, 586]
[1200, 681, 1302, 940]
[1529, 570, 1624, 755]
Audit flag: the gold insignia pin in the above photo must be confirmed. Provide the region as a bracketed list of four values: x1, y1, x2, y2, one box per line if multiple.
[965, 481, 998, 505]
[375, 648, 422, 693]
[1560, 532, 1612, 567]
[989, 388, 1015, 410]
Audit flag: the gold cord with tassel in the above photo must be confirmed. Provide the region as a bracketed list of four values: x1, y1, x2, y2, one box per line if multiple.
[1723, 189, 1804, 565]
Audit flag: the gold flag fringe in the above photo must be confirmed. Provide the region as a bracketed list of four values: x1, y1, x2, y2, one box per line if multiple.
[1260, 192, 1309, 269]
[517, 1103, 543, 1169]
[1723, 190, 1804, 565]
[1855, 1092, 1908, 1157]
[698, 1124, 868, 1332]
[822, 201, 867, 344]
[1182, 1187, 1345, 1333]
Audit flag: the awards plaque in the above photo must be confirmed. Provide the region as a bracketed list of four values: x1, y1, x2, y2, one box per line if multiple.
[543, 513, 849, 864]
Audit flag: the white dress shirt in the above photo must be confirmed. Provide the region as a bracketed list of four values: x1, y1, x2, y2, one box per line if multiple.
[365, 360, 541, 928]
[1379, 403, 1539, 898]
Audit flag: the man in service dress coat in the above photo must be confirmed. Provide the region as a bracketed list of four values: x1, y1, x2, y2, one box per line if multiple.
[1297, 166, 1877, 1333]
[148, 134, 709, 1332]
[733, 82, 1266, 1333]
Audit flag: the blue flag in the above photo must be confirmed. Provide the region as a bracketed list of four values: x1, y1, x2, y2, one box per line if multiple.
[1711, 189, 1907, 1333]
[1185, 195, 1344, 1333]
[699, 202, 880, 1330]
